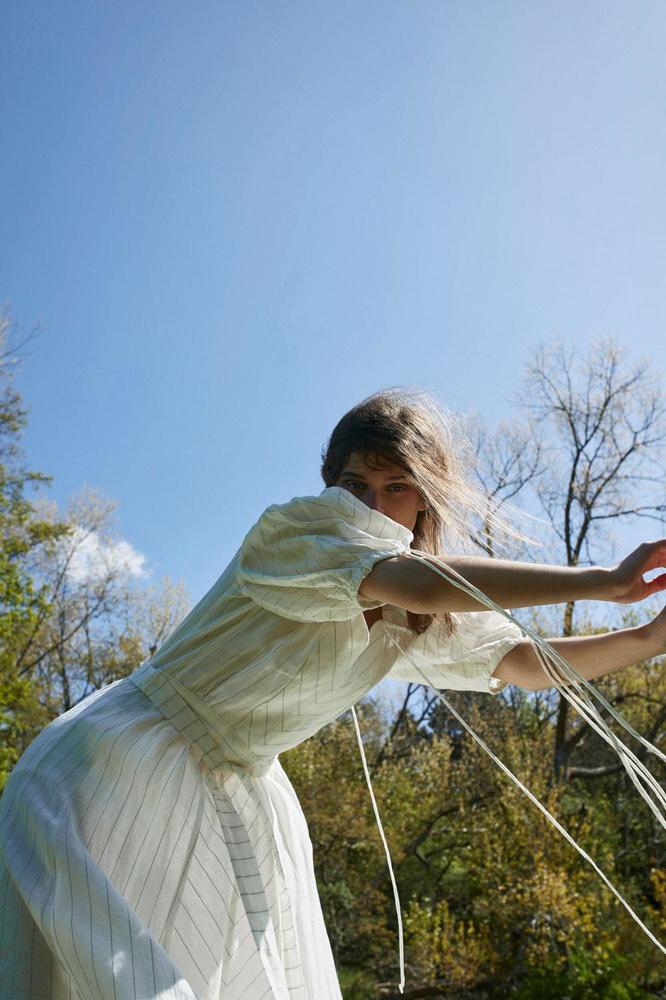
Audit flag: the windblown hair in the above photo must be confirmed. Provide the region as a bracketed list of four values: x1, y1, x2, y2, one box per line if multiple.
[320, 386, 522, 636]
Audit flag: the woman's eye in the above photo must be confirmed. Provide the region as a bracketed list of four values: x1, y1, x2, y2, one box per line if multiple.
[342, 481, 409, 492]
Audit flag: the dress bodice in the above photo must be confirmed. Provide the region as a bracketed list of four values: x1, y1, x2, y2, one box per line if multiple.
[128, 488, 523, 771]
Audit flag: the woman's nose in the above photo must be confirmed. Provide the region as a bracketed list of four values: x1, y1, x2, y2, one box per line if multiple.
[364, 490, 385, 513]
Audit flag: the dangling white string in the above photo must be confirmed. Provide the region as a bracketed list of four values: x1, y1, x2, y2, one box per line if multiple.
[373, 550, 666, 955]
[525, 641, 666, 826]
[351, 705, 405, 994]
[405, 551, 666, 788]
[381, 631, 666, 956]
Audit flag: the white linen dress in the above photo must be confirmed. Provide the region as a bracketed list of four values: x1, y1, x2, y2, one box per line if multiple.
[0, 486, 523, 1000]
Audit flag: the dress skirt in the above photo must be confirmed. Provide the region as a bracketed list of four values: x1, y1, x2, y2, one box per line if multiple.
[0, 663, 342, 1000]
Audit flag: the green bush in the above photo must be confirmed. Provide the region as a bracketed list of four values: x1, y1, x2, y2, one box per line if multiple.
[510, 948, 652, 1000]
[338, 966, 376, 1000]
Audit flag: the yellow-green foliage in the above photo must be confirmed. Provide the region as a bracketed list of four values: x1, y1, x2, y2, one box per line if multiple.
[284, 664, 666, 998]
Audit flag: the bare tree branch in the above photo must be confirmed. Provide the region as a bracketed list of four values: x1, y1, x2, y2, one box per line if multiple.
[517, 338, 666, 778]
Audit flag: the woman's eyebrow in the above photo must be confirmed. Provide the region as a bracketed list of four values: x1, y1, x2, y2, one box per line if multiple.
[340, 470, 411, 481]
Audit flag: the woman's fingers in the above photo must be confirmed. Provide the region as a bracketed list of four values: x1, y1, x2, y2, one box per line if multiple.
[646, 572, 666, 596]
[643, 542, 666, 572]
[613, 540, 666, 602]
[628, 540, 666, 572]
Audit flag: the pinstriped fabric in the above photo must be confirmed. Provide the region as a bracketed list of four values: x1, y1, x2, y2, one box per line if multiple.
[0, 487, 522, 999]
[386, 607, 524, 692]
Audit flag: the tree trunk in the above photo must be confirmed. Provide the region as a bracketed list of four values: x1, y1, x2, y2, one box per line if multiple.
[553, 599, 575, 779]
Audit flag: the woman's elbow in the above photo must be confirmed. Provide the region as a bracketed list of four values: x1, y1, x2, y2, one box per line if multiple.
[493, 643, 552, 692]
[358, 556, 438, 613]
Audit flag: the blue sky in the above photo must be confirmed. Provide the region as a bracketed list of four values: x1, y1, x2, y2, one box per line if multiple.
[2, 0, 666, 605]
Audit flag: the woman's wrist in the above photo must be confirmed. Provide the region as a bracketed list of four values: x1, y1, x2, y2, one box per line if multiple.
[636, 620, 666, 659]
[580, 565, 617, 602]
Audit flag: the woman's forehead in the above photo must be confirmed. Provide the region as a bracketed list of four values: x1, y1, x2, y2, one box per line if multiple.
[343, 451, 410, 475]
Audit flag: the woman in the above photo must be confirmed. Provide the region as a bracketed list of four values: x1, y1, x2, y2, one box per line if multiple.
[1, 388, 665, 1000]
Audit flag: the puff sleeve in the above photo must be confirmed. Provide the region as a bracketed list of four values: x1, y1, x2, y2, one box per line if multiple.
[235, 486, 414, 623]
[388, 609, 524, 695]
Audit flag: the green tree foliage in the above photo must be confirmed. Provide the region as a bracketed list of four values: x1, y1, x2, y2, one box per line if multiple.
[0, 310, 70, 784]
[284, 656, 666, 998]
[21, 486, 188, 716]
[0, 308, 190, 786]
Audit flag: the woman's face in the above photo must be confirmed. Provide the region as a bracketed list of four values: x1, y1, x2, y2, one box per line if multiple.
[335, 451, 426, 532]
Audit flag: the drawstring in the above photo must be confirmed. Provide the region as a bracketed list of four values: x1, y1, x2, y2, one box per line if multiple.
[352, 551, 666, 989]
[351, 705, 405, 995]
[403, 549, 666, 809]
[387, 551, 666, 957]
[382, 625, 666, 958]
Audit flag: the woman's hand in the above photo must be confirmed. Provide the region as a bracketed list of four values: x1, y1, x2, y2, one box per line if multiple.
[609, 540, 666, 604]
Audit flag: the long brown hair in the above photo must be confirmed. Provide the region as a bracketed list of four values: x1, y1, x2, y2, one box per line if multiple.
[320, 386, 516, 636]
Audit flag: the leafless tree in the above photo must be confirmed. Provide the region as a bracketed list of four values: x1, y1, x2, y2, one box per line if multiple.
[518, 338, 666, 777]
[16, 487, 190, 714]
[0, 304, 41, 370]
[468, 415, 545, 557]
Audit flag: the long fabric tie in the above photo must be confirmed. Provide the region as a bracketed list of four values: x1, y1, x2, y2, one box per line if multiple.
[354, 550, 666, 995]
[351, 705, 405, 994]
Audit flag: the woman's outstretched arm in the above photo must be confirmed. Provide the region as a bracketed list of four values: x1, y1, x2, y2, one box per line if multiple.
[493, 610, 666, 690]
[358, 540, 666, 613]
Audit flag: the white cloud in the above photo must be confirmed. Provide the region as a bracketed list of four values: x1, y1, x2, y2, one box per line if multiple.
[64, 528, 149, 584]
